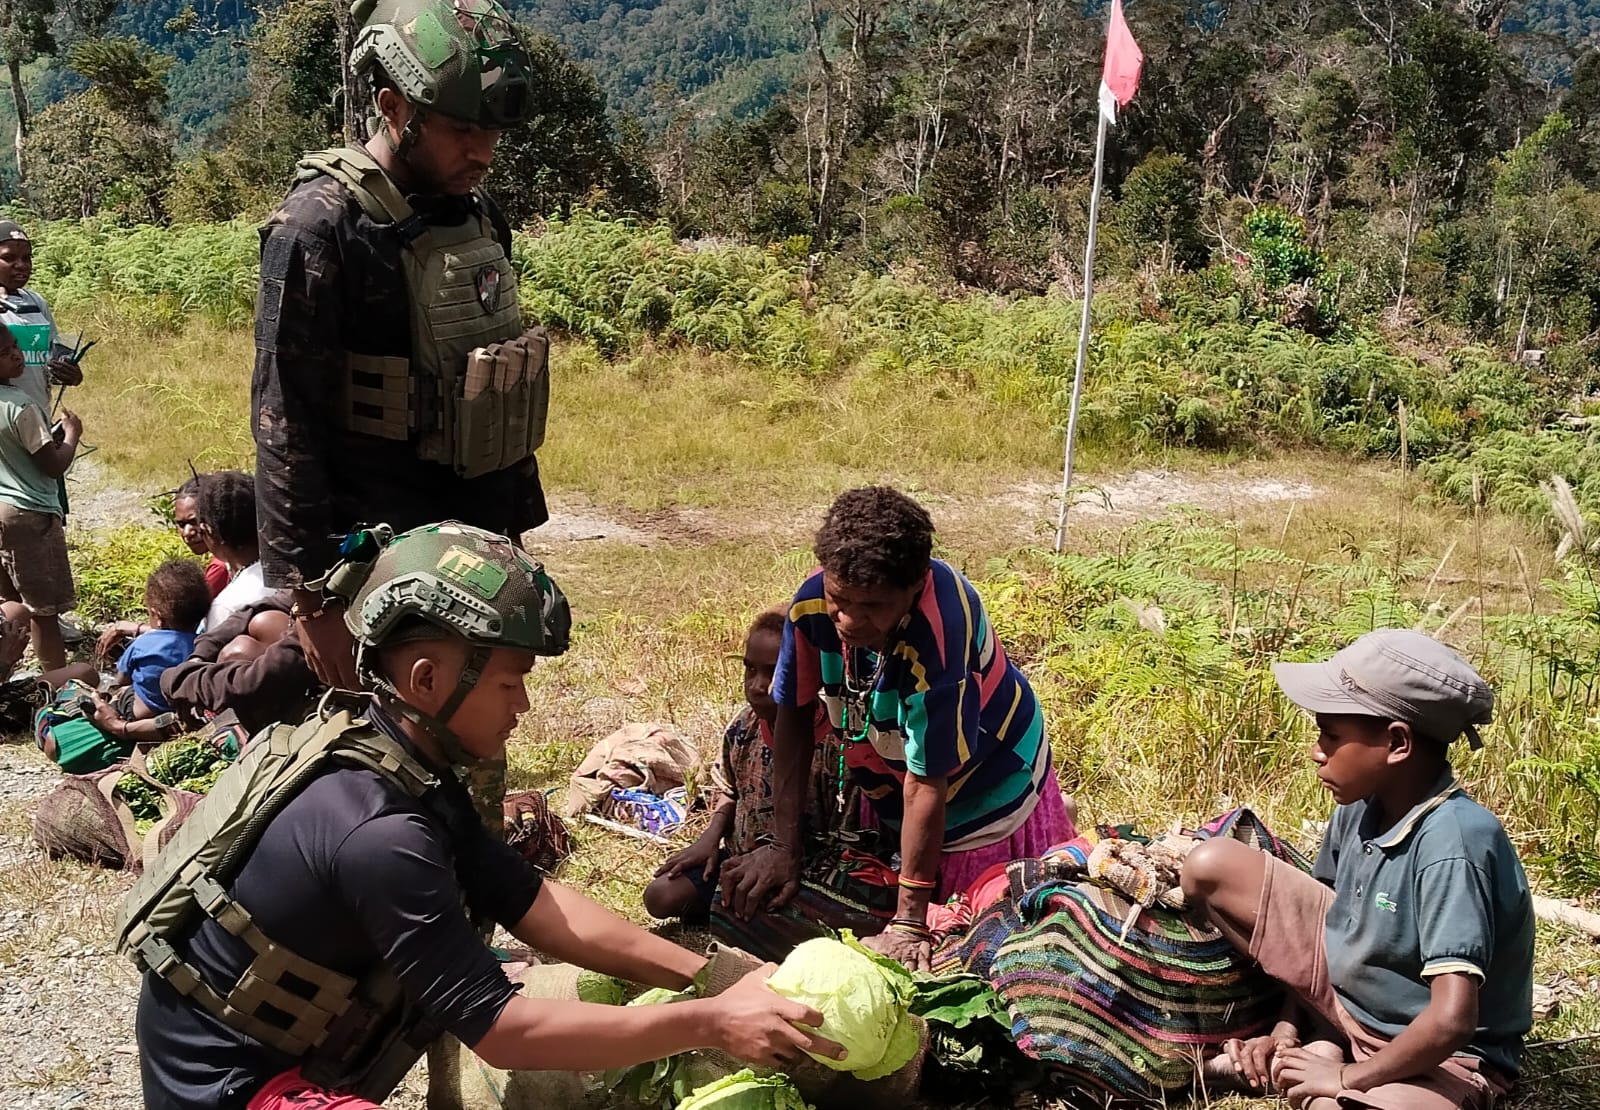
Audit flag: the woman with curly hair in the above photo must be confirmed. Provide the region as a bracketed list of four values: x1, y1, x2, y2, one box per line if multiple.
[197, 469, 273, 631]
[724, 485, 1076, 970]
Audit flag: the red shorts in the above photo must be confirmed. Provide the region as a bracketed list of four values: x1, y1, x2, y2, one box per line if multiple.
[246, 1069, 383, 1110]
[1252, 854, 1513, 1110]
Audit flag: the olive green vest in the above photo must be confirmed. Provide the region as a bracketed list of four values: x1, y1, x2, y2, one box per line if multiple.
[292, 146, 550, 479]
[115, 698, 473, 1101]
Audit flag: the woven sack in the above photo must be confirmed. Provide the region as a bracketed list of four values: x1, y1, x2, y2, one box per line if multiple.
[698, 943, 927, 1108]
[426, 963, 597, 1109]
[31, 760, 200, 871]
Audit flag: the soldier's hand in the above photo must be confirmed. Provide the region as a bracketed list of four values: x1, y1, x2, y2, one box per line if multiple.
[709, 965, 845, 1068]
[295, 603, 360, 690]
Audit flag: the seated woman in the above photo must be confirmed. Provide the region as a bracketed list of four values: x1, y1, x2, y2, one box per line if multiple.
[174, 476, 229, 598]
[196, 470, 272, 631]
[643, 606, 832, 924]
[159, 592, 320, 736]
[724, 486, 1076, 971]
[216, 608, 293, 665]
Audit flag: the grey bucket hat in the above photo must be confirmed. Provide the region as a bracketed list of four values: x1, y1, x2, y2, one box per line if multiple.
[1272, 629, 1494, 749]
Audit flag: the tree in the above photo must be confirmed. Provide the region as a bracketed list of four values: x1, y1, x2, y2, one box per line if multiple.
[25, 37, 174, 221]
[0, 0, 53, 181]
[1384, 12, 1501, 310]
[484, 29, 658, 227]
[1117, 152, 1207, 272]
[1492, 113, 1590, 356]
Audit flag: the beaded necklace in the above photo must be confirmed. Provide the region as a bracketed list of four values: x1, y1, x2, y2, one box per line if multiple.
[834, 615, 910, 811]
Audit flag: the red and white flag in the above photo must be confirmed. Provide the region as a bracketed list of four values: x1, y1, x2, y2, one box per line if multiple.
[1098, 0, 1143, 124]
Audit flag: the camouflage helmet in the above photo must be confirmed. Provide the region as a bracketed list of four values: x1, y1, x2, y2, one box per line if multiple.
[327, 521, 570, 659]
[349, 0, 533, 128]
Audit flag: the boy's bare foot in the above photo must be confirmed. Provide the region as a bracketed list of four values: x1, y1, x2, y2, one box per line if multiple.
[1196, 1050, 1250, 1092]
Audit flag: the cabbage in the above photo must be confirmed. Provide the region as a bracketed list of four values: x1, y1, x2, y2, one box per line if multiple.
[575, 969, 626, 1005]
[676, 1069, 811, 1110]
[630, 985, 694, 1007]
[766, 938, 903, 1074]
[851, 1010, 920, 1081]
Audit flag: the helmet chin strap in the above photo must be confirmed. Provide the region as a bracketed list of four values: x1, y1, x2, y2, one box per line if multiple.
[359, 641, 491, 771]
[374, 94, 426, 164]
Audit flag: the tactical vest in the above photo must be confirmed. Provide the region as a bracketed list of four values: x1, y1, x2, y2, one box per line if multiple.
[291, 147, 550, 479]
[115, 699, 476, 1101]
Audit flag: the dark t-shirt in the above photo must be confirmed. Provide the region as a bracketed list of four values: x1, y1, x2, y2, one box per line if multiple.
[136, 711, 543, 1109]
[252, 175, 548, 589]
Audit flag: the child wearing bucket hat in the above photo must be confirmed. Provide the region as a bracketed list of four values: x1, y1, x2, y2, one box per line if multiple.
[1180, 629, 1534, 1110]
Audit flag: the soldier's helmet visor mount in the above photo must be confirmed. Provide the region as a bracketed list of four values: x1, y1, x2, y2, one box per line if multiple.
[458, 4, 529, 127]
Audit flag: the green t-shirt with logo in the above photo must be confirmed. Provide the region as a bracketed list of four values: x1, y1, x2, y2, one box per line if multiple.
[1312, 770, 1535, 1077]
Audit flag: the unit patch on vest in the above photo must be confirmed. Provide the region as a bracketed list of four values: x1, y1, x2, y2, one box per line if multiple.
[475, 265, 502, 313]
[438, 545, 508, 599]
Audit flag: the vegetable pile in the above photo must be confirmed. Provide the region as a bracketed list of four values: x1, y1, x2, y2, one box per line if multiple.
[114, 737, 233, 835]
[677, 1070, 811, 1110]
[145, 737, 230, 793]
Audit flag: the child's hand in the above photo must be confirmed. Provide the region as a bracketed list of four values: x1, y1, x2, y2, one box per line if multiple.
[1223, 1034, 1291, 1091]
[58, 409, 81, 445]
[45, 357, 82, 387]
[95, 620, 141, 663]
[656, 834, 721, 881]
[1276, 1046, 1347, 1101]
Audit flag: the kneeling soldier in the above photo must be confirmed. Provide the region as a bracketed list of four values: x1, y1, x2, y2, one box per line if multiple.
[121, 522, 839, 1110]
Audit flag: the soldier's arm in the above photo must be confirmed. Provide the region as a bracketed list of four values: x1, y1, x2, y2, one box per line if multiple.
[252, 223, 343, 589]
[510, 878, 707, 989]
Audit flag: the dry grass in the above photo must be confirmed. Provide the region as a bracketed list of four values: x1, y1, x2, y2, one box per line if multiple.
[11, 318, 1600, 1107]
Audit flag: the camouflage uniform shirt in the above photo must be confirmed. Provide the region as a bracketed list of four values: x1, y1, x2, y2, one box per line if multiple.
[252, 174, 548, 589]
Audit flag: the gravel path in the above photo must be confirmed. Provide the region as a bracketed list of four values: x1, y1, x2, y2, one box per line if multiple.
[0, 743, 143, 1110]
[0, 740, 435, 1108]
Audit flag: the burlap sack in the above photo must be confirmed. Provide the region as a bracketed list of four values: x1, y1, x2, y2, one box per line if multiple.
[426, 963, 598, 1110]
[698, 943, 927, 1108]
[32, 762, 199, 871]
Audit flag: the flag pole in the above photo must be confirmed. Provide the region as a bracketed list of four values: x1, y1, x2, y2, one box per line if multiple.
[1053, 107, 1110, 553]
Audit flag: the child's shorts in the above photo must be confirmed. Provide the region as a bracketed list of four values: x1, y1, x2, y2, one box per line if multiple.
[0, 503, 73, 616]
[1252, 854, 1513, 1110]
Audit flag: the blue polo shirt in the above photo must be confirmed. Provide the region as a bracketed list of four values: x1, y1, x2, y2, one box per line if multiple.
[1312, 769, 1534, 1078]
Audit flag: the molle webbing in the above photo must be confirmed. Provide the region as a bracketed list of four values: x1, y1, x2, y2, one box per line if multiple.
[117, 708, 441, 1073]
[294, 146, 534, 476]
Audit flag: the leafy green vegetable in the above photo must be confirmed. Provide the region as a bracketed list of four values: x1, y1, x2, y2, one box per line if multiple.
[575, 969, 626, 1006]
[676, 1069, 811, 1110]
[910, 973, 1009, 1031]
[767, 937, 912, 1076]
[851, 1011, 920, 1082]
[602, 985, 728, 1106]
[146, 737, 228, 790]
[114, 772, 163, 824]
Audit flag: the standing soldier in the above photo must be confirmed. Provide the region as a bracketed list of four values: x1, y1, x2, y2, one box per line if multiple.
[253, 0, 550, 698]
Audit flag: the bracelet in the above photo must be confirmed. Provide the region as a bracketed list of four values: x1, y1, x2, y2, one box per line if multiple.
[896, 874, 937, 890]
[888, 921, 932, 938]
[888, 915, 931, 933]
[1339, 1064, 1349, 1091]
[289, 600, 328, 621]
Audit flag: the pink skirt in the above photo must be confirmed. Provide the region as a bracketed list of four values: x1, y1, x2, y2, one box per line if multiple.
[861, 773, 1078, 902]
